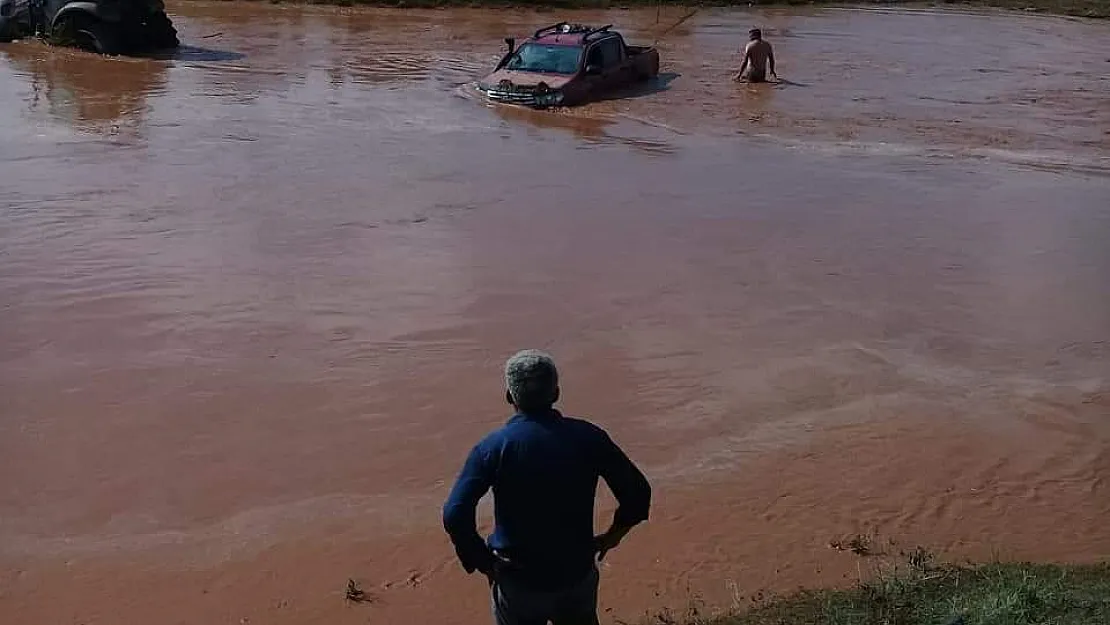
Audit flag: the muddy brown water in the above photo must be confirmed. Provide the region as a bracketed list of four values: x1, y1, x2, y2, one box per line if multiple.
[2, 3, 1109, 623]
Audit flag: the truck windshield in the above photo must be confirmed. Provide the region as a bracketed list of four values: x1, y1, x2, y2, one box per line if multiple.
[505, 43, 581, 74]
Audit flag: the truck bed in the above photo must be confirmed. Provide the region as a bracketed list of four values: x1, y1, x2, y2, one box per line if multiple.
[624, 44, 660, 80]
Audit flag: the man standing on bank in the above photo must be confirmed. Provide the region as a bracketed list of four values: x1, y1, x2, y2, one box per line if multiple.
[443, 350, 652, 625]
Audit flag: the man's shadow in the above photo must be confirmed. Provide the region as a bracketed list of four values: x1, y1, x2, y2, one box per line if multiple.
[138, 44, 245, 63]
[774, 77, 809, 88]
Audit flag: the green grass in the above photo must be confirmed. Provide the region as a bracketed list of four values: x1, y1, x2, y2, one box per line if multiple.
[654, 561, 1110, 625]
[895, 0, 1110, 18]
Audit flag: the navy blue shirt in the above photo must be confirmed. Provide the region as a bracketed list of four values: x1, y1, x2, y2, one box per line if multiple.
[443, 410, 651, 590]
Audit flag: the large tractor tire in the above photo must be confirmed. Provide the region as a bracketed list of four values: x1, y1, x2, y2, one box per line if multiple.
[145, 10, 178, 49]
[1, 3, 29, 42]
[52, 13, 121, 55]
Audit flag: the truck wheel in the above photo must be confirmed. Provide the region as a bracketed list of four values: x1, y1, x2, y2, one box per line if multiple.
[53, 14, 121, 55]
[146, 11, 178, 49]
[0, 19, 13, 43]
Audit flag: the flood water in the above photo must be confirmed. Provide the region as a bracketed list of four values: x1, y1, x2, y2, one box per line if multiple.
[1, 4, 1109, 624]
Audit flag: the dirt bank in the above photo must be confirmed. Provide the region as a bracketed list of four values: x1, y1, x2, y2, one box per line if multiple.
[194, 0, 1110, 20]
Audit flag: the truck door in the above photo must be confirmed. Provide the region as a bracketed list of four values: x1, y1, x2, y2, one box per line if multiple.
[583, 36, 627, 92]
[597, 36, 628, 88]
[582, 42, 606, 93]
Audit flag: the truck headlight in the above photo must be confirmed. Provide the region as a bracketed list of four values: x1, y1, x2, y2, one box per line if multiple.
[535, 91, 564, 107]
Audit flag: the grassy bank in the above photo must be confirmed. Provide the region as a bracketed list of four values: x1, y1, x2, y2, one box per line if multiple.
[706, 0, 1110, 19]
[661, 560, 1110, 625]
[246, 0, 1110, 20]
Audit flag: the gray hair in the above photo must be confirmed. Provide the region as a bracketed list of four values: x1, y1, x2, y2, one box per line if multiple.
[504, 349, 559, 412]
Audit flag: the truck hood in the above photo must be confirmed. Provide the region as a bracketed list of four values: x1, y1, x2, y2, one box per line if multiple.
[479, 70, 573, 90]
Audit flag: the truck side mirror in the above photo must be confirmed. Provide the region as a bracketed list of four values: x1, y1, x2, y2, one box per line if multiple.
[504, 37, 515, 53]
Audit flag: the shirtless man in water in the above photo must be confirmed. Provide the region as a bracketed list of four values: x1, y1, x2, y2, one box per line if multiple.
[735, 28, 777, 83]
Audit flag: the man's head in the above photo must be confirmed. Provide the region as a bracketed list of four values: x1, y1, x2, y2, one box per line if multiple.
[749, 28, 762, 41]
[504, 349, 560, 414]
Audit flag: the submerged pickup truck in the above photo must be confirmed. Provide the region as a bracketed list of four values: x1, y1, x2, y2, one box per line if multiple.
[477, 23, 660, 108]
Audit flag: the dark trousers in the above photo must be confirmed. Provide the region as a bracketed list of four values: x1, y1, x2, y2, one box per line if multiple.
[491, 565, 600, 625]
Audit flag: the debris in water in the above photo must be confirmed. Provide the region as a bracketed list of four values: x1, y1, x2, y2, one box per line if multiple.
[345, 578, 372, 603]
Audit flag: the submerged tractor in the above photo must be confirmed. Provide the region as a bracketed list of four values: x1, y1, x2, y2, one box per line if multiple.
[0, 0, 178, 55]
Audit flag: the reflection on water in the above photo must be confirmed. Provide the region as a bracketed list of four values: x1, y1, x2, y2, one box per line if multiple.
[3, 43, 167, 134]
[486, 98, 678, 155]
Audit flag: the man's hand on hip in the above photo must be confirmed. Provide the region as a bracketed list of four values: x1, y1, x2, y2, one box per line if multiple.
[480, 549, 515, 581]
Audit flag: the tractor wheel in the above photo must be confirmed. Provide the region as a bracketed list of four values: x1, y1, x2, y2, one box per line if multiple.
[145, 10, 178, 49]
[52, 14, 121, 55]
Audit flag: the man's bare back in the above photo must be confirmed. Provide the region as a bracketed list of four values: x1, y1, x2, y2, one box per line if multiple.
[735, 29, 777, 83]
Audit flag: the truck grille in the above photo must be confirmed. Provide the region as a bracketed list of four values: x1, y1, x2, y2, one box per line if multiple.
[477, 78, 557, 107]
[481, 87, 538, 107]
